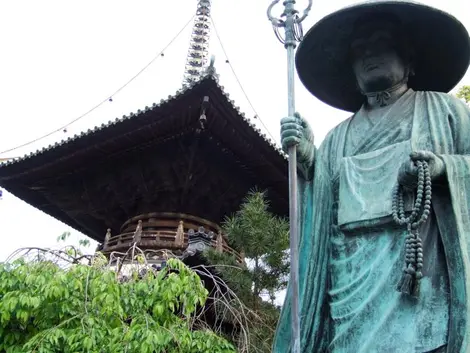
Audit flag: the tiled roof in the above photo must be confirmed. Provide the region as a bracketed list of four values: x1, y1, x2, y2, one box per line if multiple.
[0, 74, 285, 169]
[0, 73, 289, 241]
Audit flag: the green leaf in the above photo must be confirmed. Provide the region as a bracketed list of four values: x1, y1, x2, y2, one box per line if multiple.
[1, 244, 237, 353]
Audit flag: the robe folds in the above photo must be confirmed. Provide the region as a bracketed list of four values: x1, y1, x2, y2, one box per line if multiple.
[273, 90, 470, 353]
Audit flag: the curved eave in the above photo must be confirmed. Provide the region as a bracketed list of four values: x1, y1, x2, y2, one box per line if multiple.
[0, 74, 285, 171]
[0, 74, 289, 241]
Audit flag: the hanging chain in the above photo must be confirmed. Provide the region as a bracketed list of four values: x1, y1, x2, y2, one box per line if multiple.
[392, 160, 432, 298]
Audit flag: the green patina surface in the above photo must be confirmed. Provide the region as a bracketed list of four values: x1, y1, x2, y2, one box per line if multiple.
[274, 0, 470, 351]
[274, 91, 470, 352]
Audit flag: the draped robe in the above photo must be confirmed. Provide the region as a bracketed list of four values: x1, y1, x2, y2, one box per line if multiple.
[273, 90, 470, 353]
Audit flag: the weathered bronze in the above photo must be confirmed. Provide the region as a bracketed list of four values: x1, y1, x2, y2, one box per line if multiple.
[268, 2, 313, 351]
[275, 1, 470, 352]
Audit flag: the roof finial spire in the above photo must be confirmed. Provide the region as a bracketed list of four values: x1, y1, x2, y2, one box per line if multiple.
[183, 0, 212, 86]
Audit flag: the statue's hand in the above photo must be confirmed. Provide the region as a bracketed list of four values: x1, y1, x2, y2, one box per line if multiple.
[280, 113, 315, 178]
[398, 150, 445, 188]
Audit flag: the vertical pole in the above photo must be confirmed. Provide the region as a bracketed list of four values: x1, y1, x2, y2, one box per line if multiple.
[285, 3, 300, 351]
[268, 0, 312, 351]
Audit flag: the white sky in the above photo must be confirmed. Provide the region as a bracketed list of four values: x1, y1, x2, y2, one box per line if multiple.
[0, 0, 469, 261]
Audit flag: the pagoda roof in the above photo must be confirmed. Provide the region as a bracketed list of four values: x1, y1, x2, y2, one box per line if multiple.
[0, 74, 289, 242]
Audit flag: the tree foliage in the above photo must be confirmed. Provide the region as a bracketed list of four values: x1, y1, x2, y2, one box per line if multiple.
[0, 191, 287, 353]
[204, 190, 290, 353]
[457, 85, 470, 103]
[0, 255, 236, 353]
[223, 190, 290, 302]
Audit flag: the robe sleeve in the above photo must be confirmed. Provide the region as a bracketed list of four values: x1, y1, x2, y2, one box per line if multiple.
[424, 94, 470, 353]
[443, 95, 470, 153]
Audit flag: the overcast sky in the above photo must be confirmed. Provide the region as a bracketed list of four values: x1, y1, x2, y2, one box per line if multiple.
[0, 0, 469, 261]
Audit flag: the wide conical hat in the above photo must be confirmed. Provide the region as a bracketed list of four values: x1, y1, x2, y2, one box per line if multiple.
[295, 0, 470, 112]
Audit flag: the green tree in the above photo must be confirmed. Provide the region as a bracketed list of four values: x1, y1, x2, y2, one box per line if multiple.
[456, 85, 470, 103]
[223, 190, 290, 305]
[0, 255, 236, 353]
[205, 190, 290, 352]
[56, 231, 90, 248]
[55, 231, 93, 260]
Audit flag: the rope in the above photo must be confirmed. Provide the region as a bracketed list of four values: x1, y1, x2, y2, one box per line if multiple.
[210, 17, 277, 144]
[0, 15, 195, 157]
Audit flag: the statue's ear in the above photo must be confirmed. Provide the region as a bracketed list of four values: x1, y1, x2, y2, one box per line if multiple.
[354, 80, 364, 95]
[406, 63, 415, 78]
[405, 44, 416, 76]
[402, 66, 414, 86]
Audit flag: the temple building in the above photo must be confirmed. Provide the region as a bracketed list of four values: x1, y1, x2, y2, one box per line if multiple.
[0, 72, 288, 261]
[0, 0, 289, 336]
[0, 0, 288, 263]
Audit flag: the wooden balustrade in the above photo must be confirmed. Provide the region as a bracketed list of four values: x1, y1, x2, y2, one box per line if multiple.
[98, 212, 244, 264]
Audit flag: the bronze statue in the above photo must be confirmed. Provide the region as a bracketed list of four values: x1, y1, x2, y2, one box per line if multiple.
[274, 1, 470, 352]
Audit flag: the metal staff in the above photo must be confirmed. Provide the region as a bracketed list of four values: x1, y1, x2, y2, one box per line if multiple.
[267, 1, 312, 352]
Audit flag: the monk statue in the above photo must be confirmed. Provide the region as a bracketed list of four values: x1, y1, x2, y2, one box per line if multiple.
[273, 1, 470, 352]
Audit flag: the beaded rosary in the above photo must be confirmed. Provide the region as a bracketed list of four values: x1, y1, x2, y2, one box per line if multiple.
[392, 160, 432, 298]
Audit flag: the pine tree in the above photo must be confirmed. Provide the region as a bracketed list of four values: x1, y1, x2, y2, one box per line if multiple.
[205, 189, 290, 352]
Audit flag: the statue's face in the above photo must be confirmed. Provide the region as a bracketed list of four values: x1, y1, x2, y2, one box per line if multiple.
[350, 26, 407, 93]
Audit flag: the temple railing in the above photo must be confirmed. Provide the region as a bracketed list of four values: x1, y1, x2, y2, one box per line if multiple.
[97, 212, 244, 264]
